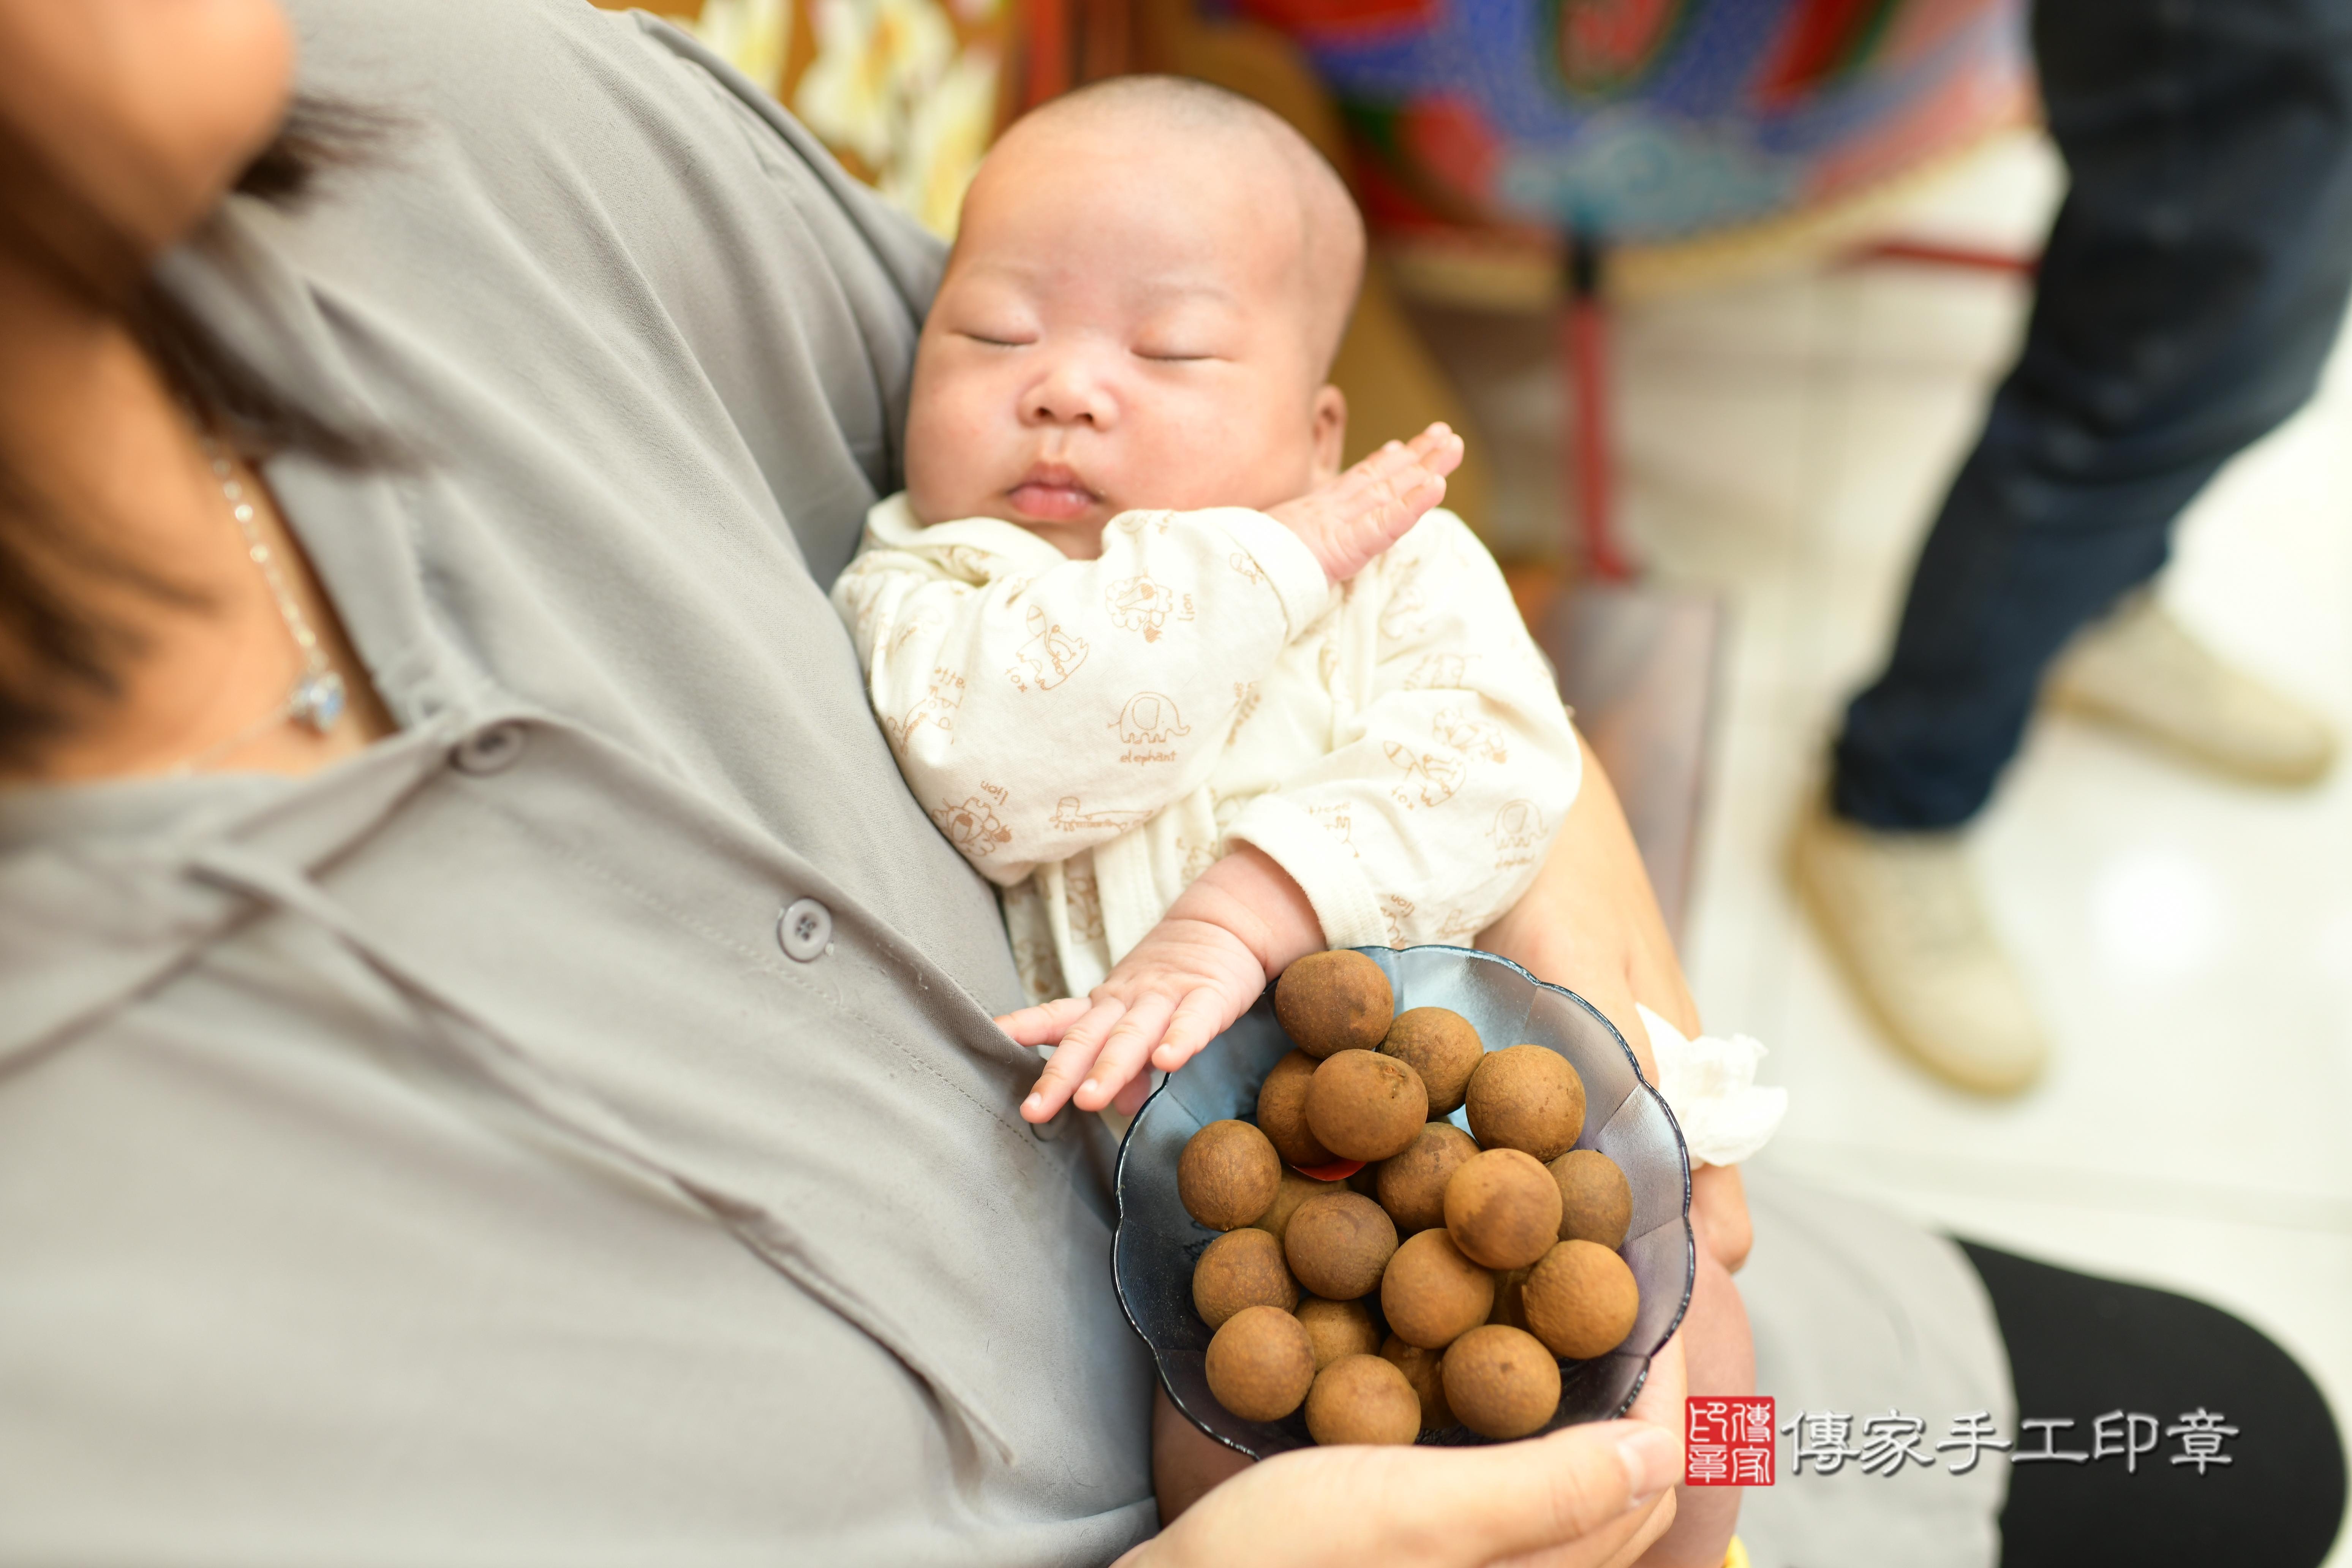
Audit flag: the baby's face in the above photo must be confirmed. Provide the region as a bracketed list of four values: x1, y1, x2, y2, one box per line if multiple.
[904, 120, 1344, 555]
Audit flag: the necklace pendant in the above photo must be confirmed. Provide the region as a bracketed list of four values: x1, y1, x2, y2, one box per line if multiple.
[291, 670, 348, 734]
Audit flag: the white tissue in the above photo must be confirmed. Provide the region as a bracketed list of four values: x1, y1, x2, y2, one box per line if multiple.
[1634, 1003, 1788, 1167]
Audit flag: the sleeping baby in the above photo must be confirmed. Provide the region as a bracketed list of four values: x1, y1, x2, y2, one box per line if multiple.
[831, 76, 1582, 1125]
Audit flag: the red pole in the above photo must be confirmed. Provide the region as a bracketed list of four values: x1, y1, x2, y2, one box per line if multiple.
[1855, 239, 2037, 276]
[1565, 237, 1631, 582]
[1024, 0, 1072, 109]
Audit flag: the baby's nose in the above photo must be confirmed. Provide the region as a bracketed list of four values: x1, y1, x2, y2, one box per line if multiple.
[1026, 360, 1116, 428]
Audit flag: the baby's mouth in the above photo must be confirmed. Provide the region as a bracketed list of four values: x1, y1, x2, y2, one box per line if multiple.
[1008, 463, 1103, 523]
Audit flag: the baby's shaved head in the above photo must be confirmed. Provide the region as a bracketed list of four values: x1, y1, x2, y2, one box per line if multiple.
[910, 74, 1369, 542]
[974, 75, 1367, 374]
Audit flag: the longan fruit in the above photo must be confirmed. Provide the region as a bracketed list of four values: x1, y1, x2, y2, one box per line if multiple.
[1192, 1227, 1299, 1329]
[1381, 1335, 1454, 1432]
[1275, 951, 1394, 1059]
[1178, 1120, 1282, 1230]
[1283, 1191, 1399, 1301]
[1521, 1239, 1641, 1360]
[1375, 1122, 1480, 1233]
[1443, 1148, 1565, 1270]
[1380, 1228, 1495, 1350]
[1296, 1296, 1382, 1370]
[1464, 1044, 1587, 1163]
[1442, 1324, 1562, 1440]
[1305, 1050, 1428, 1163]
[1304, 1354, 1422, 1446]
[1380, 1007, 1484, 1115]
[1550, 1149, 1632, 1248]
[1255, 1050, 1335, 1168]
[1251, 1170, 1344, 1244]
[1205, 1305, 1316, 1423]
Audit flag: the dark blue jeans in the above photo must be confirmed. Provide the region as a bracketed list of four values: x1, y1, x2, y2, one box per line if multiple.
[1832, 0, 2352, 830]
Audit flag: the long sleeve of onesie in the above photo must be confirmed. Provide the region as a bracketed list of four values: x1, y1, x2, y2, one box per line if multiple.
[831, 494, 1334, 887]
[1218, 512, 1582, 951]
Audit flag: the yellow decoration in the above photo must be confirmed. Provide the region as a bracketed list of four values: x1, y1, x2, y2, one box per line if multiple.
[881, 49, 1001, 236]
[795, 0, 958, 169]
[691, 0, 792, 92]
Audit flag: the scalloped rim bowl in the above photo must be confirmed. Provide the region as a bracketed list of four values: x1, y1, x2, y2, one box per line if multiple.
[1112, 945, 1696, 1457]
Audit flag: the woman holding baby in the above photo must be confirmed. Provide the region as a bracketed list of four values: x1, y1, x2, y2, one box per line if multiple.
[0, 3, 2335, 1566]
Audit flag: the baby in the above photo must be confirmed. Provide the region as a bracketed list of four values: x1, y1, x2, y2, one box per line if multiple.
[832, 77, 1582, 1124]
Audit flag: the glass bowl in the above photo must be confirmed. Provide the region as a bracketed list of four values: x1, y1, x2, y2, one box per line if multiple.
[1111, 944, 1695, 1458]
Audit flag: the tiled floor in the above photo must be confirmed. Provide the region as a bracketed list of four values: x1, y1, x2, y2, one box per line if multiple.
[1418, 128, 2352, 1559]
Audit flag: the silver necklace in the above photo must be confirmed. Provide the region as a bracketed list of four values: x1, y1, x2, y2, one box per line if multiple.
[167, 438, 347, 775]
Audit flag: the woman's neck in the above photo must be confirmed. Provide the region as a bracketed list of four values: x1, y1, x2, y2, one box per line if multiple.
[0, 251, 391, 784]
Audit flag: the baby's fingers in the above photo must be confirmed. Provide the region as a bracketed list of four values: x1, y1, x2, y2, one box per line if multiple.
[1023, 998, 1125, 1122]
[1149, 987, 1234, 1074]
[996, 996, 1092, 1047]
[1073, 992, 1176, 1113]
[1401, 421, 1465, 479]
[1110, 1073, 1156, 1117]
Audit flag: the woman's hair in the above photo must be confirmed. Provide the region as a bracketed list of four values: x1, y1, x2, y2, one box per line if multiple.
[0, 98, 390, 769]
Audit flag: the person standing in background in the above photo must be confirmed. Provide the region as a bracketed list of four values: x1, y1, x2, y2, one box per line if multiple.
[1797, 0, 2352, 1093]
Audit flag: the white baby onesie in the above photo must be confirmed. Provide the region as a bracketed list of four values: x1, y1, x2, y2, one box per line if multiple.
[831, 495, 1582, 1005]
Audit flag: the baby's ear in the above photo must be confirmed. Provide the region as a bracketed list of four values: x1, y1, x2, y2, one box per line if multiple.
[1310, 384, 1348, 485]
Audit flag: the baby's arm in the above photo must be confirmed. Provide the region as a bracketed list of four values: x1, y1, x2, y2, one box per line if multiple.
[997, 844, 1323, 1121]
[831, 512, 1328, 885]
[833, 432, 1464, 888]
[1223, 514, 1585, 951]
[1002, 517, 1578, 1122]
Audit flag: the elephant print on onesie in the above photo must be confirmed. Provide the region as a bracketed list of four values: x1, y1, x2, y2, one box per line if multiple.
[1113, 692, 1189, 763]
[1009, 603, 1089, 692]
[1104, 573, 1195, 642]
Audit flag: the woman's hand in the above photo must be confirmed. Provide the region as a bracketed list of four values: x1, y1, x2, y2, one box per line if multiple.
[1121, 1415, 1682, 1568]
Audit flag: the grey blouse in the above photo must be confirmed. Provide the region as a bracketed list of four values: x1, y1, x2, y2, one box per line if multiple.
[0, 2, 1151, 1562]
[0, 5, 2017, 1565]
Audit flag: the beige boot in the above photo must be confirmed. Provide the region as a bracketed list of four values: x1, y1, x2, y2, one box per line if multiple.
[2045, 593, 2339, 786]
[1791, 803, 2048, 1095]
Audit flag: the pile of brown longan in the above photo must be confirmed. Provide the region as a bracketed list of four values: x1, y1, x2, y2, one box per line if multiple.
[1177, 950, 1644, 1447]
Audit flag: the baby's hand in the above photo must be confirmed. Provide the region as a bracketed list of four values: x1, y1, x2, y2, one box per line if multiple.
[998, 914, 1267, 1121]
[1269, 422, 1465, 583]
[997, 846, 1325, 1122]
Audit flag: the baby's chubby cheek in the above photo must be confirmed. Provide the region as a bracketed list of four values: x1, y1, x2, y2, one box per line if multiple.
[901, 388, 996, 525]
[1124, 415, 1321, 515]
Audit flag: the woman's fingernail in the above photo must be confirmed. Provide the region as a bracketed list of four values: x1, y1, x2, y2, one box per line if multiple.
[1616, 1427, 1680, 1507]
[1023, 1093, 1045, 1116]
